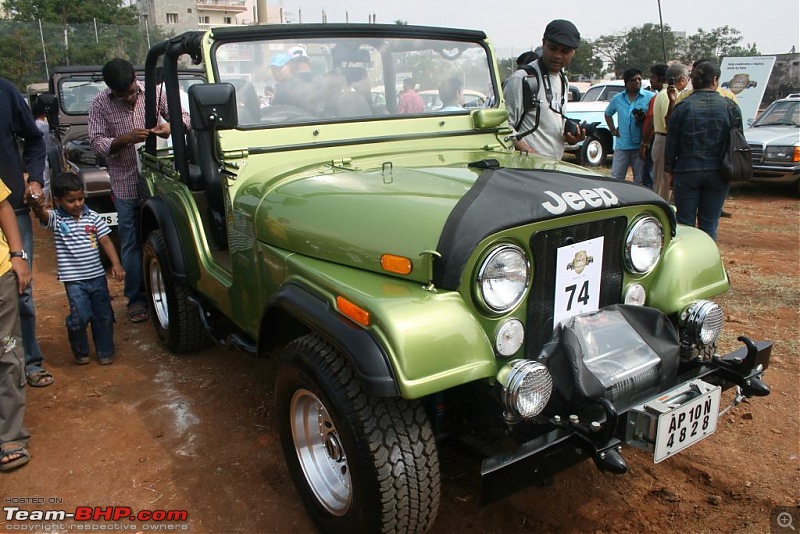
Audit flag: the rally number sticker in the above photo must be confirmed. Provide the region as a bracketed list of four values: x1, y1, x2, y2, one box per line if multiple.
[553, 236, 604, 330]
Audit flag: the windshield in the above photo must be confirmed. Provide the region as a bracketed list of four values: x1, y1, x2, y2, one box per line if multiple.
[59, 74, 204, 115]
[752, 100, 800, 127]
[213, 36, 495, 127]
[60, 79, 107, 114]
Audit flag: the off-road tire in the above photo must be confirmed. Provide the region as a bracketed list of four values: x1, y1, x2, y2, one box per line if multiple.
[275, 334, 440, 533]
[142, 230, 209, 353]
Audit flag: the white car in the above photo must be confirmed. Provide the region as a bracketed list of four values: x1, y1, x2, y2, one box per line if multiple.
[563, 80, 652, 167]
[744, 93, 800, 190]
[418, 89, 487, 110]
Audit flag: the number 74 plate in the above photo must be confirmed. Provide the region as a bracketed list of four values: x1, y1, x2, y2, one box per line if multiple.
[553, 237, 604, 331]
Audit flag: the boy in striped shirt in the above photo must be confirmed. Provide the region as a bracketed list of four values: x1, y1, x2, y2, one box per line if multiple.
[28, 172, 125, 365]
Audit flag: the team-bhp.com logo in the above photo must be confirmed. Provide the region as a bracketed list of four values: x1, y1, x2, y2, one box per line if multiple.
[4, 506, 188, 525]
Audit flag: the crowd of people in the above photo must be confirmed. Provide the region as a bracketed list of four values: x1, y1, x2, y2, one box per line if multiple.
[503, 18, 741, 240]
[0, 57, 187, 473]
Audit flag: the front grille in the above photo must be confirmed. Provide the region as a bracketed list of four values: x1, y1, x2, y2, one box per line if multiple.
[526, 217, 627, 354]
[748, 143, 764, 163]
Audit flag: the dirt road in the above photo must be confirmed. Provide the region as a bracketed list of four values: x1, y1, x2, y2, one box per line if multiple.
[3, 182, 798, 533]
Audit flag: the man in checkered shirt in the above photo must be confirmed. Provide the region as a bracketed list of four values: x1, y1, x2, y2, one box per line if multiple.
[88, 59, 189, 323]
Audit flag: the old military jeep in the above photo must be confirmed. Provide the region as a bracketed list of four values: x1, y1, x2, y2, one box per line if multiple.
[139, 25, 772, 533]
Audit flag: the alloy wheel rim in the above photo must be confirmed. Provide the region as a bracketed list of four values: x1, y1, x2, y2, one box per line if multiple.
[148, 259, 169, 329]
[290, 388, 352, 515]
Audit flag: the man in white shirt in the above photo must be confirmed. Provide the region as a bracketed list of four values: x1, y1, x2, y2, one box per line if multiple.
[503, 19, 585, 160]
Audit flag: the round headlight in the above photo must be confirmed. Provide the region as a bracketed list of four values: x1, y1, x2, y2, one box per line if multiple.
[683, 300, 724, 347]
[625, 217, 663, 274]
[496, 319, 525, 356]
[497, 360, 553, 419]
[477, 245, 529, 312]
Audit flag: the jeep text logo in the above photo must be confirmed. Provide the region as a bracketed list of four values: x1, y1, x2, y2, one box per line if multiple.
[541, 188, 619, 215]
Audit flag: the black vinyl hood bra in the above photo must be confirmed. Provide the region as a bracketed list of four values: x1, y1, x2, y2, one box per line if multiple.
[433, 166, 676, 290]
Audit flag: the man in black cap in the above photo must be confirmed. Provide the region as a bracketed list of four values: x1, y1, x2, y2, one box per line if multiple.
[503, 19, 584, 160]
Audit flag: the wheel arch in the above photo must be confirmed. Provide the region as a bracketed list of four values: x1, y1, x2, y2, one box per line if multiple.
[141, 197, 189, 283]
[260, 283, 400, 398]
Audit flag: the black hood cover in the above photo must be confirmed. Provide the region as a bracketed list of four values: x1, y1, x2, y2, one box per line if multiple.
[433, 167, 676, 290]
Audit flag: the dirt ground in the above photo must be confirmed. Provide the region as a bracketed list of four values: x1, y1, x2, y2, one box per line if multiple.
[3, 181, 798, 534]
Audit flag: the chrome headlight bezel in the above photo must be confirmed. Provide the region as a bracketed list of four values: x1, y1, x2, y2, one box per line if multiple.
[625, 216, 664, 275]
[682, 300, 724, 347]
[476, 244, 530, 313]
[497, 359, 553, 419]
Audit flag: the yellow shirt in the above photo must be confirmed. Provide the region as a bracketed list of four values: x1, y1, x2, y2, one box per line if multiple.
[653, 88, 670, 134]
[0, 180, 11, 277]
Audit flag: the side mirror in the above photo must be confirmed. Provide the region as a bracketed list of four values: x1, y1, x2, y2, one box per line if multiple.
[746, 117, 754, 127]
[472, 108, 509, 130]
[188, 83, 238, 131]
[36, 93, 60, 133]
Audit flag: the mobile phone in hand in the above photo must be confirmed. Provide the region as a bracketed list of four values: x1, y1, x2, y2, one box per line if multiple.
[668, 76, 675, 85]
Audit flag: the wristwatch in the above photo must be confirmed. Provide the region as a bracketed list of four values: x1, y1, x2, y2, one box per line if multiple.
[10, 250, 28, 261]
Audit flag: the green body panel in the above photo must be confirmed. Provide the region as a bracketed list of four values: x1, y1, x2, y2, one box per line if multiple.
[646, 224, 730, 314]
[264, 248, 497, 398]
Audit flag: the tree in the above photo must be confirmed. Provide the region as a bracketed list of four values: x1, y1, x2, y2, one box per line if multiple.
[568, 40, 603, 80]
[614, 23, 676, 75]
[592, 32, 626, 75]
[0, 0, 165, 89]
[1, 0, 138, 25]
[684, 26, 760, 63]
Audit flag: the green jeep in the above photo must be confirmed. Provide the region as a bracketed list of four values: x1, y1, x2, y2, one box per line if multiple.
[139, 24, 772, 533]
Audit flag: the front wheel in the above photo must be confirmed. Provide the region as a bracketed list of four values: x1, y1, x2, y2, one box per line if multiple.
[580, 135, 608, 167]
[275, 334, 440, 533]
[142, 230, 209, 353]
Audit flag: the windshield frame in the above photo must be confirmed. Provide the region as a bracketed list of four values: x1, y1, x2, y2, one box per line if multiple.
[207, 23, 499, 130]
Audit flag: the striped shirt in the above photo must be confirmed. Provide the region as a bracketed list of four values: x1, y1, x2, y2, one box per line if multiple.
[44, 206, 112, 282]
[88, 81, 189, 199]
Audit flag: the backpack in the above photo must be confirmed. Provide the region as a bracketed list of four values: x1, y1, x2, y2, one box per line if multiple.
[512, 60, 569, 139]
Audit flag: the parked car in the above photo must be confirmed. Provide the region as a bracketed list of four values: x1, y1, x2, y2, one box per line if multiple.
[140, 25, 770, 533]
[418, 88, 487, 110]
[745, 93, 800, 190]
[44, 65, 205, 228]
[564, 80, 652, 167]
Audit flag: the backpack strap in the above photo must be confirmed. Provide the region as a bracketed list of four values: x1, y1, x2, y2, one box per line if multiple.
[514, 63, 540, 134]
[513, 60, 570, 140]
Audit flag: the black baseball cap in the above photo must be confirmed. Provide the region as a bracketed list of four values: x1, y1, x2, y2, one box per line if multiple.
[543, 19, 580, 49]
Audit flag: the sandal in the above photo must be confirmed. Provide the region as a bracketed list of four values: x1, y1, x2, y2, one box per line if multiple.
[0, 442, 30, 472]
[128, 307, 149, 323]
[26, 369, 54, 387]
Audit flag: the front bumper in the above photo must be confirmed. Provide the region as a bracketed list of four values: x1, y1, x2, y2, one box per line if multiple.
[480, 337, 771, 505]
[751, 163, 800, 183]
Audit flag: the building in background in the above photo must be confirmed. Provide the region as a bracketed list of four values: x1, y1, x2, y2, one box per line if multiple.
[135, 0, 284, 36]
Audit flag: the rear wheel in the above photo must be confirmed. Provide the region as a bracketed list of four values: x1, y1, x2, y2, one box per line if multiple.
[580, 135, 608, 167]
[275, 334, 440, 533]
[142, 230, 209, 353]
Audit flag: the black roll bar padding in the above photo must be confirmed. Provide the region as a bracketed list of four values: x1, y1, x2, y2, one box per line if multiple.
[144, 31, 205, 187]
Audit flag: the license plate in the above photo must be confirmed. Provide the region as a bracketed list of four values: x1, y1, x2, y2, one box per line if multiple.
[553, 236, 604, 330]
[98, 212, 118, 227]
[653, 384, 721, 463]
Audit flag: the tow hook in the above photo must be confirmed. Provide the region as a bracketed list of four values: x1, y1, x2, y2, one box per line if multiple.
[592, 445, 627, 474]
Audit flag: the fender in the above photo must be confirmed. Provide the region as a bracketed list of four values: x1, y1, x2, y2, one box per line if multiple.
[141, 196, 189, 283]
[269, 283, 399, 397]
[647, 225, 730, 315]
